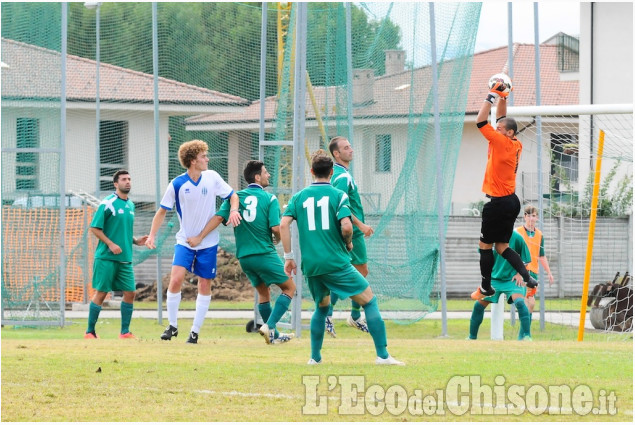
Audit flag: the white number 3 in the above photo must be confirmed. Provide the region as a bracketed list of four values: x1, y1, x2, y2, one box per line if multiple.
[243, 196, 258, 222]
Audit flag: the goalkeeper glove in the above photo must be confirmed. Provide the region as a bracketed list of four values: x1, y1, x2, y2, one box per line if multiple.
[484, 92, 499, 104]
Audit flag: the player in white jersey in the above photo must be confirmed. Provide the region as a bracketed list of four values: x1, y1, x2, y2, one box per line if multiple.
[146, 140, 241, 344]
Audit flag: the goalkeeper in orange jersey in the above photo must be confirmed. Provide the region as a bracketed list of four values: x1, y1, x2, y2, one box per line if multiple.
[472, 78, 538, 300]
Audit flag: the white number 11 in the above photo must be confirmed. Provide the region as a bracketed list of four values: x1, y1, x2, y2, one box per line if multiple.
[302, 196, 330, 231]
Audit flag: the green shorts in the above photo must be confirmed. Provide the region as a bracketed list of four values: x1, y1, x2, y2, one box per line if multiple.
[239, 251, 289, 288]
[92, 259, 135, 292]
[484, 279, 527, 304]
[350, 233, 367, 265]
[306, 264, 369, 305]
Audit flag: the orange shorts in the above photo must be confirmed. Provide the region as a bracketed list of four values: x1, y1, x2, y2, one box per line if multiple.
[526, 286, 537, 298]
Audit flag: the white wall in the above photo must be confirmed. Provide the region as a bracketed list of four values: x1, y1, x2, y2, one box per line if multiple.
[2, 107, 171, 204]
[580, 3, 634, 105]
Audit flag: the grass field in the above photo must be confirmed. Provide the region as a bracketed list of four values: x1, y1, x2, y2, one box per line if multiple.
[1, 316, 632, 421]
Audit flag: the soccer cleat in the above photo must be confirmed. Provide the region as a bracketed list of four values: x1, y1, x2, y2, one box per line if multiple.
[186, 331, 199, 344]
[119, 332, 136, 339]
[160, 325, 178, 340]
[325, 316, 337, 338]
[258, 323, 275, 345]
[273, 332, 295, 344]
[470, 286, 495, 300]
[347, 316, 369, 333]
[525, 276, 539, 288]
[84, 331, 99, 339]
[307, 358, 322, 365]
[376, 355, 405, 366]
[522, 335, 533, 341]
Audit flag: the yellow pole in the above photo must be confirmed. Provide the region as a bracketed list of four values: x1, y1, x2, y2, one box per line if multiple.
[578, 129, 605, 341]
[306, 71, 328, 150]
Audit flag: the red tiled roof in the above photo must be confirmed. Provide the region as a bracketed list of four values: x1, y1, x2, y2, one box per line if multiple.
[1, 38, 249, 106]
[187, 43, 578, 125]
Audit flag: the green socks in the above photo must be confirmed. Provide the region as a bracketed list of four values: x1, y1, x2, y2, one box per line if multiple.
[268, 294, 292, 330]
[310, 305, 329, 363]
[362, 296, 389, 359]
[120, 301, 133, 335]
[469, 301, 485, 339]
[514, 298, 531, 339]
[258, 301, 279, 338]
[86, 301, 102, 334]
[351, 300, 362, 320]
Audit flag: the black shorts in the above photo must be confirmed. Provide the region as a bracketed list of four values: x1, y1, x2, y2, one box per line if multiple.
[480, 193, 520, 244]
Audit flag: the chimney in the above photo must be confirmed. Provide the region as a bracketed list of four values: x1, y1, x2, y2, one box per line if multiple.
[352, 68, 374, 106]
[385, 49, 406, 75]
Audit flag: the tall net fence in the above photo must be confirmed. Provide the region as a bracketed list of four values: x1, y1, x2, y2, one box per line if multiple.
[260, 3, 481, 321]
[7, 3, 628, 337]
[2, 2, 481, 326]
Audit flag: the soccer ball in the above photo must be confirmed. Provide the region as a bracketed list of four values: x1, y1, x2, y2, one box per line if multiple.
[488, 73, 512, 95]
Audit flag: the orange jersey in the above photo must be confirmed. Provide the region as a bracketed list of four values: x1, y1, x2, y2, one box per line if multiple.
[516, 225, 543, 275]
[479, 123, 522, 197]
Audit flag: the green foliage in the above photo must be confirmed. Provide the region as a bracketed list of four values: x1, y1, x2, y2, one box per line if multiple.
[548, 161, 633, 217]
[14, 2, 402, 101]
[1, 2, 62, 50]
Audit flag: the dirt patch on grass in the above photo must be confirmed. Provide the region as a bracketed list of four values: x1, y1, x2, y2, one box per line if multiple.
[136, 249, 253, 301]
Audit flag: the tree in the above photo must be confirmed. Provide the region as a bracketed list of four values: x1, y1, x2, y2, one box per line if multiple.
[6, 2, 401, 101]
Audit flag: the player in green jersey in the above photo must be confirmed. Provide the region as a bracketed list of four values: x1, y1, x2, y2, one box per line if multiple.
[325, 136, 374, 336]
[85, 170, 148, 339]
[213, 160, 296, 344]
[468, 230, 533, 340]
[280, 150, 404, 365]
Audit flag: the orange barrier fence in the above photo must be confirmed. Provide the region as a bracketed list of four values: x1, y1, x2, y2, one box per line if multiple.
[2, 206, 97, 304]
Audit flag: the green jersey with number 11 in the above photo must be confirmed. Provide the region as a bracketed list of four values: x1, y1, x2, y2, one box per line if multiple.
[283, 182, 352, 277]
[217, 184, 280, 259]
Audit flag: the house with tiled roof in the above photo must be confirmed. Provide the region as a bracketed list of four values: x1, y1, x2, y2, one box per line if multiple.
[1, 37, 249, 203]
[185, 40, 580, 212]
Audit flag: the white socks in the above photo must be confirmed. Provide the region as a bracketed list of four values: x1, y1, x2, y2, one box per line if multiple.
[166, 291, 181, 328]
[192, 294, 212, 333]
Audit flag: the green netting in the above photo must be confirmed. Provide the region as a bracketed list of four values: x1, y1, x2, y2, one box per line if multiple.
[263, 3, 481, 322]
[2, 2, 480, 325]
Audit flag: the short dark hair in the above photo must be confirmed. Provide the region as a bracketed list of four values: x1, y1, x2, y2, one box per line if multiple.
[500, 117, 518, 136]
[243, 160, 264, 184]
[311, 149, 333, 178]
[113, 169, 130, 183]
[328, 136, 347, 156]
[524, 205, 538, 215]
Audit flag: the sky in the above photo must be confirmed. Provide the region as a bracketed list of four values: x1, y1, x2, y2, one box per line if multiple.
[476, 1, 581, 52]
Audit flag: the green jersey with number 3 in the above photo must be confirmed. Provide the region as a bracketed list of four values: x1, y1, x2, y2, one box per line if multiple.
[217, 184, 281, 258]
[283, 182, 352, 276]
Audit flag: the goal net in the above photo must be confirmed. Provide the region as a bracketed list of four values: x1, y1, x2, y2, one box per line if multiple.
[501, 104, 633, 339]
